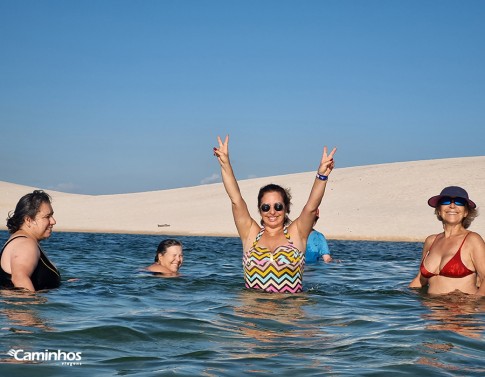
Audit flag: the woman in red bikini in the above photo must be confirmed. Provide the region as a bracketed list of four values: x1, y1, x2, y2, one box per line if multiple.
[409, 186, 485, 296]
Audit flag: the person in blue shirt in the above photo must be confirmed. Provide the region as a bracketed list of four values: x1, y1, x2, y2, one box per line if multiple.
[305, 209, 333, 263]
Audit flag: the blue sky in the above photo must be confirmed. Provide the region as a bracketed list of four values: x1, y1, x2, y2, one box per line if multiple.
[1, 0, 484, 195]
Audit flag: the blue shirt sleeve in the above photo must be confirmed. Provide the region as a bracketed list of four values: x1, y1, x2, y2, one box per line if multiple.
[305, 230, 330, 262]
[314, 231, 330, 257]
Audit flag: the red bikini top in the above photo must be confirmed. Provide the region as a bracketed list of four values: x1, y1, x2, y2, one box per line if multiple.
[420, 233, 474, 279]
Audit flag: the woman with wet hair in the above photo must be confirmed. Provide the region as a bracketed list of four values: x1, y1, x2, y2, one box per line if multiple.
[1, 190, 61, 291]
[146, 239, 183, 276]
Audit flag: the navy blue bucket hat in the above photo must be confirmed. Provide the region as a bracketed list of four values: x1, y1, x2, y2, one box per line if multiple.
[428, 186, 476, 209]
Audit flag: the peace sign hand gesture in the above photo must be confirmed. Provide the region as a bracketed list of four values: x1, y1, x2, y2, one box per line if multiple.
[317, 146, 337, 177]
[213, 135, 230, 167]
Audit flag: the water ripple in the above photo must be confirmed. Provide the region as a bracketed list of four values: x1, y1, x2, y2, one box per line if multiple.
[1, 231, 484, 376]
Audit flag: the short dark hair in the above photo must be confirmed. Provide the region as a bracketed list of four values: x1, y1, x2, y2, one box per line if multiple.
[6, 190, 52, 234]
[257, 184, 292, 226]
[154, 239, 183, 262]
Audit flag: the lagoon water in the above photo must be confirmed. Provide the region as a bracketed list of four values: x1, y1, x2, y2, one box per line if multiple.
[1, 230, 484, 376]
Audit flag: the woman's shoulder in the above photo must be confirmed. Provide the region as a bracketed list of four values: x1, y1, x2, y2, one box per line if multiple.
[5, 234, 38, 250]
[465, 231, 485, 245]
[425, 233, 441, 241]
[146, 263, 164, 273]
[287, 220, 300, 233]
[423, 233, 440, 246]
[242, 223, 263, 247]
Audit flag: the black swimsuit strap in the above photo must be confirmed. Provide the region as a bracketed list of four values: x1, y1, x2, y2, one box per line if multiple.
[1, 235, 28, 253]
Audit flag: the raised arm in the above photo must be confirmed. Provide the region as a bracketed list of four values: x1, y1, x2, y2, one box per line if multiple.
[292, 146, 337, 242]
[213, 135, 257, 242]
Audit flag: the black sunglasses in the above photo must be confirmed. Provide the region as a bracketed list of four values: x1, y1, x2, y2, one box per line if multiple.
[260, 203, 285, 212]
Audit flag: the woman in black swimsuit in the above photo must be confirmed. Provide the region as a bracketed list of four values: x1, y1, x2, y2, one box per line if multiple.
[0, 190, 61, 291]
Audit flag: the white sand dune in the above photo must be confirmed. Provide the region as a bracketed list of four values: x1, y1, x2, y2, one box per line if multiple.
[1, 156, 484, 242]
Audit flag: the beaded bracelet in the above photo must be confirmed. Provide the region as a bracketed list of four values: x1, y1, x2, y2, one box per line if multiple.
[316, 173, 328, 181]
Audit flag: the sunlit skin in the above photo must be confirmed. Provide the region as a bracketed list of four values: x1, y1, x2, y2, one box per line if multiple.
[260, 193, 285, 228]
[147, 245, 184, 276]
[409, 200, 485, 296]
[214, 134, 336, 255]
[438, 201, 467, 226]
[1, 202, 56, 292]
[257, 192, 292, 251]
[28, 202, 56, 241]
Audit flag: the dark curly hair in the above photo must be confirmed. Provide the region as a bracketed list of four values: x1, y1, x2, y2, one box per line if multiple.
[257, 183, 292, 226]
[6, 190, 52, 234]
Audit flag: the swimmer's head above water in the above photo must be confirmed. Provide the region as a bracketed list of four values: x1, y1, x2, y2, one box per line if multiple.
[148, 239, 184, 275]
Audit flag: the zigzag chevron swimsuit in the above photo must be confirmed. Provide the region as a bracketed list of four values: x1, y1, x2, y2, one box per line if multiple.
[243, 227, 304, 293]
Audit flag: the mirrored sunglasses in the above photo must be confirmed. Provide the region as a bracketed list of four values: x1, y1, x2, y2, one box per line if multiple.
[438, 197, 466, 207]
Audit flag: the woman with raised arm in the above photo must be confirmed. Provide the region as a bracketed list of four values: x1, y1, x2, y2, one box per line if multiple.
[213, 135, 336, 293]
[409, 186, 485, 296]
